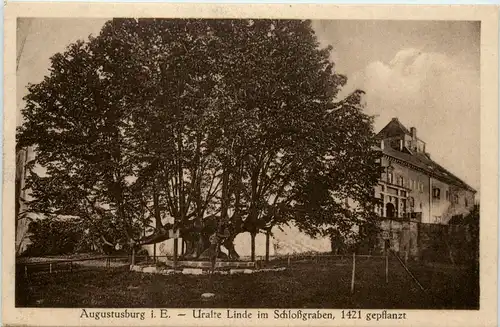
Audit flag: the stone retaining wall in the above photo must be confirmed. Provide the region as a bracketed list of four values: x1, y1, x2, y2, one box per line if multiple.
[369, 219, 478, 264]
[129, 264, 286, 275]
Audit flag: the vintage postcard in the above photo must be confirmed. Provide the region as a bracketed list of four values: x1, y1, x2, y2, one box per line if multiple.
[3, 3, 499, 327]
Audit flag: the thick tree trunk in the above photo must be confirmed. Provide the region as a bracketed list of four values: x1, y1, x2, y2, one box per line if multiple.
[182, 232, 211, 259]
[250, 231, 256, 262]
[183, 238, 197, 258]
[176, 126, 184, 266]
[220, 166, 230, 225]
[223, 234, 240, 260]
[153, 183, 162, 230]
[173, 239, 179, 266]
[265, 230, 270, 262]
[182, 235, 200, 259]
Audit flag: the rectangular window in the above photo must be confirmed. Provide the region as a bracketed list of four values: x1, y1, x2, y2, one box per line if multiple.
[387, 187, 398, 195]
[445, 190, 449, 201]
[388, 173, 393, 184]
[432, 187, 441, 199]
[399, 176, 404, 187]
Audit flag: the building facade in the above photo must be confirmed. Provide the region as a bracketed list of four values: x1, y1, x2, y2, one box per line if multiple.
[15, 146, 35, 254]
[373, 118, 476, 224]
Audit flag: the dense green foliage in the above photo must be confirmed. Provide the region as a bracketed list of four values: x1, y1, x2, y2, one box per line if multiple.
[18, 19, 382, 258]
[23, 219, 86, 256]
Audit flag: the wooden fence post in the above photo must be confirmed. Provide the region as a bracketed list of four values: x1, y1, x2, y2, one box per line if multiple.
[173, 238, 178, 269]
[350, 252, 356, 294]
[131, 247, 136, 266]
[49, 263, 52, 274]
[250, 232, 256, 262]
[393, 250, 425, 291]
[265, 230, 270, 263]
[385, 251, 389, 284]
[153, 243, 157, 263]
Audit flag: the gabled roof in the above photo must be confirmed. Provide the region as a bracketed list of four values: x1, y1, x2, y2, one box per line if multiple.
[382, 146, 476, 192]
[377, 118, 476, 193]
[377, 117, 411, 138]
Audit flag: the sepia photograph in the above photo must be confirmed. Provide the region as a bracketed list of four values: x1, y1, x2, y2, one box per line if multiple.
[14, 16, 481, 310]
[4, 4, 498, 326]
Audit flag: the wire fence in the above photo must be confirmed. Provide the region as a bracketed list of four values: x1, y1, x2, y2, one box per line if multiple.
[17, 256, 143, 277]
[16, 249, 479, 311]
[263, 251, 444, 295]
[17, 252, 364, 277]
[17, 249, 465, 295]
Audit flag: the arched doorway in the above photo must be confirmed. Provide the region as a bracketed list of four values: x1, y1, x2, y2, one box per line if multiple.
[386, 203, 395, 218]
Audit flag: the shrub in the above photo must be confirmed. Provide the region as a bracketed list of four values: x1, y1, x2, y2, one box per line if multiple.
[23, 218, 84, 256]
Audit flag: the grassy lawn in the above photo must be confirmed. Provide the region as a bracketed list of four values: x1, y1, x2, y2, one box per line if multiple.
[16, 256, 479, 309]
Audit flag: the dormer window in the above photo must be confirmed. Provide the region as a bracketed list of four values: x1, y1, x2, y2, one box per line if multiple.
[389, 139, 403, 150]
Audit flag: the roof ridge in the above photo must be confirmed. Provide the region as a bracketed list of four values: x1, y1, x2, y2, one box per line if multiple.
[426, 156, 475, 191]
[383, 148, 476, 193]
[376, 117, 411, 138]
[393, 118, 410, 134]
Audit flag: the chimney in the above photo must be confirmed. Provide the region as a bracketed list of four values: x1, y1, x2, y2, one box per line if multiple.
[399, 139, 403, 151]
[410, 127, 417, 139]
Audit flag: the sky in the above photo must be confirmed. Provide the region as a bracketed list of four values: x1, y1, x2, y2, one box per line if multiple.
[311, 20, 480, 192]
[16, 18, 480, 191]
